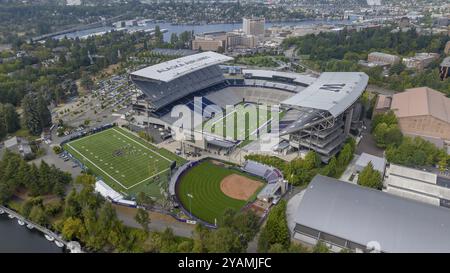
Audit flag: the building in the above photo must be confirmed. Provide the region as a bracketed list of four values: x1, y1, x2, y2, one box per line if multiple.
[440, 57, 450, 80]
[280, 72, 369, 162]
[130, 53, 366, 159]
[367, 52, 401, 66]
[192, 31, 257, 52]
[3, 136, 33, 158]
[226, 32, 257, 48]
[390, 87, 450, 148]
[355, 153, 386, 176]
[292, 175, 450, 253]
[192, 31, 227, 52]
[243, 17, 265, 36]
[373, 94, 392, 115]
[444, 41, 450, 55]
[384, 164, 450, 209]
[402, 53, 439, 71]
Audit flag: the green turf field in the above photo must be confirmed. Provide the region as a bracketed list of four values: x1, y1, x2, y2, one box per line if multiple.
[63, 127, 186, 198]
[201, 103, 277, 142]
[176, 160, 263, 224]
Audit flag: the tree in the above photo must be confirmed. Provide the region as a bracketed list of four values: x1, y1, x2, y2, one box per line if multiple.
[21, 93, 51, 135]
[257, 200, 290, 252]
[0, 103, 20, 134]
[357, 162, 383, 189]
[135, 208, 150, 232]
[62, 217, 86, 241]
[313, 241, 330, 253]
[136, 192, 155, 208]
[304, 151, 321, 170]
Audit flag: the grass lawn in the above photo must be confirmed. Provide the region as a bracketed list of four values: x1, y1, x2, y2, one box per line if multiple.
[63, 127, 186, 198]
[176, 160, 263, 224]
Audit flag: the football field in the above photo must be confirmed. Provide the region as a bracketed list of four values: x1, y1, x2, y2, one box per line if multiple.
[202, 103, 274, 141]
[64, 127, 185, 198]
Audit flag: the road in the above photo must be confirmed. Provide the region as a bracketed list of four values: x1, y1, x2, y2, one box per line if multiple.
[113, 205, 195, 238]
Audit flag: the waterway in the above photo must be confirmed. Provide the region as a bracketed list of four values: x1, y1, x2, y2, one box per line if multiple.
[53, 19, 356, 41]
[0, 214, 62, 253]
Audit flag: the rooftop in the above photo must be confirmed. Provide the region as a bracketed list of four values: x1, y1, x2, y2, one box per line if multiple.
[390, 87, 450, 123]
[242, 69, 317, 86]
[295, 175, 450, 253]
[355, 153, 387, 174]
[130, 51, 233, 83]
[281, 72, 369, 117]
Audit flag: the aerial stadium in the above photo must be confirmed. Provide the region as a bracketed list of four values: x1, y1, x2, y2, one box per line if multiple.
[130, 51, 369, 162]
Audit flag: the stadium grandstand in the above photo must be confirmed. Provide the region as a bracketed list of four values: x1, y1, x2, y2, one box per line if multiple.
[280, 72, 369, 162]
[130, 51, 368, 160]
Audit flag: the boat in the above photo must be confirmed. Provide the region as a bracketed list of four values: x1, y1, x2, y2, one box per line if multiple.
[26, 224, 34, 230]
[8, 214, 14, 219]
[55, 241, 64, 248]
[0, 208, 4, 214]
[17, 220, 25, 226]
[44, 235, 55, 242]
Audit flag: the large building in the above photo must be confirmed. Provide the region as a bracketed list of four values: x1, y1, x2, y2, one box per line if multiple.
[440, 56, 450, 80]
[243, 17, 265, 36]
[292, 175, 450, 253]
[390, 87, 450, 148]
[384, 164, 450, 208]
[367, 52, 401, 66]
[130, 52, 367, 160]
[402, 53, 439, 71]
[192, 31, 227, 52]
[130, 51, 233, 126]
[280, 72, 369, 162]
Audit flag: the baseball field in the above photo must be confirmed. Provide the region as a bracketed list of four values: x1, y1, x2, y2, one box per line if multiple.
[176, 160, 264, 224]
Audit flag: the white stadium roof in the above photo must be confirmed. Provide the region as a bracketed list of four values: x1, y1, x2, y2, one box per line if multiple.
[242, 69, 317, 86]
[130, 51, 233, 82]
[282, 72, 369, 117]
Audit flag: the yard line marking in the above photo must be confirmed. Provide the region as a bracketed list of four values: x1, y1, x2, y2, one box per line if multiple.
[126, 168, 171, 190]
[66, 143, 128, 189]
[112, 128, 172, 163]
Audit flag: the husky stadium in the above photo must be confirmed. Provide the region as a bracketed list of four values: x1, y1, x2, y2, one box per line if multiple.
[130, 51, 369, 162]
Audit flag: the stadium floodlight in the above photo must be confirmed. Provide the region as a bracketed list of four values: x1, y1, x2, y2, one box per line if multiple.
[187, 193, 194, 217]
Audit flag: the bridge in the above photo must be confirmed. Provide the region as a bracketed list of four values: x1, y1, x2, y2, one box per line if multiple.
[0, 205, 83, 253]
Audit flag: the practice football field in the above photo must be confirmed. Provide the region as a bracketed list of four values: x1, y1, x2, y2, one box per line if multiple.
[64, 127, 185, 198]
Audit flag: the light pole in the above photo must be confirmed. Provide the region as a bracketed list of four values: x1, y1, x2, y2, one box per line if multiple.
[187, 193, 193, 217]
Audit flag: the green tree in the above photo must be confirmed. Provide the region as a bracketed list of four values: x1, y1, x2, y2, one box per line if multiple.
[134, 208, 150, 232]
[357, 162, 383, 189]
[313, 241, 330, 253]
[62, 217, 86, 241]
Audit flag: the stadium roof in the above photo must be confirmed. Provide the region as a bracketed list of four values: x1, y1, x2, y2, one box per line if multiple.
[281, 72, 369, 117]
[242, 69, 317, 86]
[390, 87, 450, 123]
[130, 51, 233, 82]
[295, 175, 450, 253]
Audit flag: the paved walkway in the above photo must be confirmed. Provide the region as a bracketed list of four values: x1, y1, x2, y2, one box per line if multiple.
[113, 205, 195, 238]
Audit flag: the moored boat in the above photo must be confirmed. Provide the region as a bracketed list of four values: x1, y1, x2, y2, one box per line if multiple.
[45, 234, 55, 242]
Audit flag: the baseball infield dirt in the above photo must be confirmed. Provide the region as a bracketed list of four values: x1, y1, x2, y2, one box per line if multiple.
[220, 174, 263, 201]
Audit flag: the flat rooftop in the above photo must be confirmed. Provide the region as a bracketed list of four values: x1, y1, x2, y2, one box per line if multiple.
[295, 175, 450, 253]
[282, 72, 369, 117]
[130, 51, 233, 82]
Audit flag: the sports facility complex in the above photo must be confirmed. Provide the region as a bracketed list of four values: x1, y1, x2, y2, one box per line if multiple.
[130, 51, 369, 162]
[61, 51, 368, 225]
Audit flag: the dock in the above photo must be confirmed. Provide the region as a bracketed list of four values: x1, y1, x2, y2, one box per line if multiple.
[0, 205, 83, 253]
